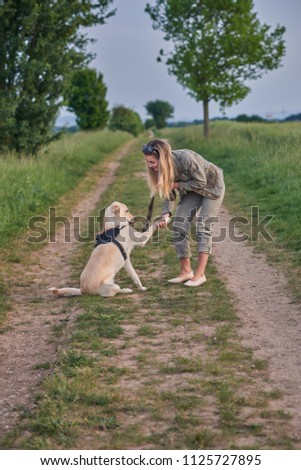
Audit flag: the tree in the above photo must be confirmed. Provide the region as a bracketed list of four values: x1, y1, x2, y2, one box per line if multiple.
[145, 99, 174, 129]
[0, 0, 115, 154]
[145, 0, 285, 138]
[66, 68, 109, 130]
[144, 118, 156, 129]
[284, 113, 301, 122]
[109, 106, 144, 137]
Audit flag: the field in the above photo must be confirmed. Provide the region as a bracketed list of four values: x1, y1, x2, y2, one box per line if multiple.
[1, 122, 301, 449]
[0, 130, 131, 248]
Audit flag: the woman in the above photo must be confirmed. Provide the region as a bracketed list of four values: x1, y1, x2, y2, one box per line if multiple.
[142, 139, 225, 287]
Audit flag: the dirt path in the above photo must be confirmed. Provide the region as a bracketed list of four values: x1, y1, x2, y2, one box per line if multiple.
[1, 143, 301, 443]
[0, 139, 134, 438]
[213, 207, 301, 436]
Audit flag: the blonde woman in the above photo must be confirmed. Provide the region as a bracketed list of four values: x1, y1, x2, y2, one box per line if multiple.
[142, 139, 225, 287]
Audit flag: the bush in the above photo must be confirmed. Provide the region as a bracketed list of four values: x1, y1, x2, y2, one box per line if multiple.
[109, 106, 144, 136]
[236, 114, 266, 123]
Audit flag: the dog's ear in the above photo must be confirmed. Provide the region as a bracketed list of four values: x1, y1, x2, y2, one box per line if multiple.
[112, 203, 121, 216]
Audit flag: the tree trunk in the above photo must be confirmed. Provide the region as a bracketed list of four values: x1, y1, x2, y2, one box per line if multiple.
[203, 98, 209, 139]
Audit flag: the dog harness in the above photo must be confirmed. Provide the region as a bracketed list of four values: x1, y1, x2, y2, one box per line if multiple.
[95, 226, 127, 261]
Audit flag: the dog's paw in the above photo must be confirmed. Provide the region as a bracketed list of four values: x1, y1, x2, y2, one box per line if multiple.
[139, 286, 147, 291]
[119, 288, 133, 294]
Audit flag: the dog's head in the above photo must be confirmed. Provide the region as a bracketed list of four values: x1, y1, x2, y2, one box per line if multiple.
[104, 202, 134, 230]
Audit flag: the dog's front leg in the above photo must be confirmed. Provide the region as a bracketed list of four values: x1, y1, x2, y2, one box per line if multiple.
[124, 258, 147, 291]
[134, 221, 159, 247]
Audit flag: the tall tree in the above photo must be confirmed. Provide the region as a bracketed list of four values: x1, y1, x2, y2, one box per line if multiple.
[66, 68, 109, 130]
[145, 99, 174, 129]
[145, 0, 286, 138]
[0, 0, 115, 154]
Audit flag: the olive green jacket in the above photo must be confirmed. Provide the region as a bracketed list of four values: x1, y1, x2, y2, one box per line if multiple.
[162, 149, 225, 215]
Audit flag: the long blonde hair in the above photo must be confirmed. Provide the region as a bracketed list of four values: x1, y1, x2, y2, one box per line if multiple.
[144, 139, 175, 199]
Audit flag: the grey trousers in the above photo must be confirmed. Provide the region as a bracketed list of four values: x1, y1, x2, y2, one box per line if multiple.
[172, 190, 225, 258]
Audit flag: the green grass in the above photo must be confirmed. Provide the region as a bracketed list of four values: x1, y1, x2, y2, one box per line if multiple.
[2, 134, 297, 450]
[0, 129, 131, 248]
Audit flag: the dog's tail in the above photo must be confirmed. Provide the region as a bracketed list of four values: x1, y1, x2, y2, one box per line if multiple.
[48, 287, 82, 297]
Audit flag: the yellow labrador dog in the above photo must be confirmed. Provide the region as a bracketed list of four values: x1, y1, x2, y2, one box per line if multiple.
[48, 202, 158, 298]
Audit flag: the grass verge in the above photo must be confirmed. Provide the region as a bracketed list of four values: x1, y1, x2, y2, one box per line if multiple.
[0, 129, 131, 248]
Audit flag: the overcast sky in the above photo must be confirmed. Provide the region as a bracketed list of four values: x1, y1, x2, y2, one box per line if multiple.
[59, 0, 301, 125]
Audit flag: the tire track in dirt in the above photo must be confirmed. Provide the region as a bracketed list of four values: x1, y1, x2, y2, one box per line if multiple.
[0, 139, 135, 439]
[213, 207, 301, 441]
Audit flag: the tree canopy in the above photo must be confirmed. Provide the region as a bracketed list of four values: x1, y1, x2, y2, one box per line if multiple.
[0, 0, 115, 154]
[146, 0, 286, 138]
[66, 68, 109, 130]
[145, 99, 174, 129]
[109, 105, 144, 137]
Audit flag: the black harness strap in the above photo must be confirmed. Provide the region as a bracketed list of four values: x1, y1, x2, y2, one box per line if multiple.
[95, 226, 127, 261]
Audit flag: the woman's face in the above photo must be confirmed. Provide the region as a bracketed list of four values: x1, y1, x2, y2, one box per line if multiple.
[145, 155, 159, 172]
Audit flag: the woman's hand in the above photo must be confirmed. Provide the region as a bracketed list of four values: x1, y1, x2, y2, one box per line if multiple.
[158, 213, 170, 229]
